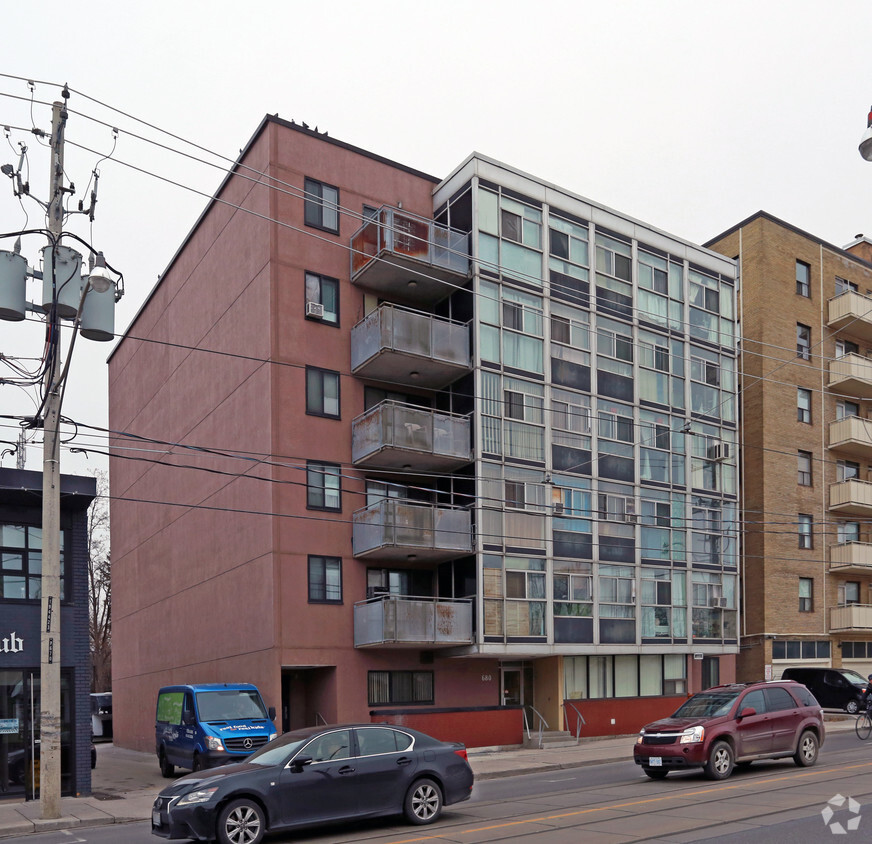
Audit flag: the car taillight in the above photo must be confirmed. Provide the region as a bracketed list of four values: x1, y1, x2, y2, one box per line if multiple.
[454, 747, 468, 762]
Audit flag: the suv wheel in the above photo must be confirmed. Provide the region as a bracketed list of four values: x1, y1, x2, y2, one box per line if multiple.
[703, 740, 734, 780]
[794, 730, 819, 767]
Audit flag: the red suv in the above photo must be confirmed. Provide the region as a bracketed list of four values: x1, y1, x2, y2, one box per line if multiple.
[633, 681, 825, 780]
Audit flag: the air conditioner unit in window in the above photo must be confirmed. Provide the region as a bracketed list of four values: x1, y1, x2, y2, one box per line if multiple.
[709, 596, 728, 608]
[624, 512, 638, 524]
[707, 442, 731, 462]
[306, 301, 325, 319]
[553, 502, 564, 515]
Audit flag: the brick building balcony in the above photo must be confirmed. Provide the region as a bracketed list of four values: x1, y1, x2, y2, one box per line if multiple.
[828, 416, 872, 459]
[829, 478, 872, 516]
[829, 541, 872, 574]
[353, 595, 473, 648]
[828, 290, 872, 344]
[352, 499, 472, 562]
[828, 353, 872, 398]
[351, 401, 471, 472]
[351, 303, 471, 389]
[829, 603, 872, 633]
[350, 206, 469, 305]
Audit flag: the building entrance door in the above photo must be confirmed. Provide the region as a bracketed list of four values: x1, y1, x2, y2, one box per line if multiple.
[501, 664, 535, 725]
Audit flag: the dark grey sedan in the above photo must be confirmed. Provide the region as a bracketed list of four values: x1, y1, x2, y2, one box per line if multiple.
[151, 723, 474, 843]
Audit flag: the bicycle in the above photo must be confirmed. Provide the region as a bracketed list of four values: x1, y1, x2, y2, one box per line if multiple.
[855, 707, 872, 740]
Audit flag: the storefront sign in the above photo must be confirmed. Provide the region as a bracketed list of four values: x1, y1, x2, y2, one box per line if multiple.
[0, 631, 24, 654]
[0, 718, 19, 734]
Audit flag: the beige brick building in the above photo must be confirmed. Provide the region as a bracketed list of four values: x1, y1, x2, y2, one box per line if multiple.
[707, 213, 872, 682]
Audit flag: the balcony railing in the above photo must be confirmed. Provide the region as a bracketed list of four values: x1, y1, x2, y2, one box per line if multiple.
[352, 401, 471, 471]
[830, 603, 872, 632]
[828, 290, 872, 344]
[828, 416, 872, 459]
[351, 303, 471, 388]
[350, 206, 469, 304]
[352, 499, 472, 562]
[829, 541, 872, 574]
[828, 353, 872, 398]
[829, 478, 872, 516]
[354, 595, 474, 648]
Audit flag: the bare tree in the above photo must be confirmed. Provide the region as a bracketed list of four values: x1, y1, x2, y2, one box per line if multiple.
[87, 470, 111, 692]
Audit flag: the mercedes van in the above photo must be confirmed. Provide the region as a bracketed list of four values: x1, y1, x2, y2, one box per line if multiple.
[155, 683, 277, 776]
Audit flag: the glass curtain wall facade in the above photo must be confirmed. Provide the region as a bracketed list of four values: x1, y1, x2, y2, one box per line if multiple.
[448, 167, 739, 702]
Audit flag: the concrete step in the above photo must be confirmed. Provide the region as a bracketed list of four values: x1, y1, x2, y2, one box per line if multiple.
[522, 731, 578, 749]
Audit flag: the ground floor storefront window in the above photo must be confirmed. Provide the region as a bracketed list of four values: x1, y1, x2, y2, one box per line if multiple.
[0, 670, 72, 799]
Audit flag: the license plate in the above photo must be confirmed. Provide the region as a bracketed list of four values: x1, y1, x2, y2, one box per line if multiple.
[648, 756, 662, 767]
[152, 810, 162, 826]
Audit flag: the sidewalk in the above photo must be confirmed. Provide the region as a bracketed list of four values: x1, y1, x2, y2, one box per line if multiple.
[0, 717, 857, 839]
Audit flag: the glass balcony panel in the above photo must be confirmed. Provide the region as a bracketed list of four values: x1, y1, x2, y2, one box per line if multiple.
[353, 596, 474, 647]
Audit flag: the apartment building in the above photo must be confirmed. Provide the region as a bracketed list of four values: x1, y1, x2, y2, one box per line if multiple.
[707, 212, 872, 683]
[109, 117, 739, 751]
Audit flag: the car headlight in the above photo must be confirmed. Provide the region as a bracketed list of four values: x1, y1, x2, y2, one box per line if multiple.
[205, 736, 224, 752]
[269, 733, 277, 742]
[679, 726, 705, 744]
[636, 730, 645, 745]
[176, 787, 218, 806]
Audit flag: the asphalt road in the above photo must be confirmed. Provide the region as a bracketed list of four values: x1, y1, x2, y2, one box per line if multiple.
[5, 731, 872, 844]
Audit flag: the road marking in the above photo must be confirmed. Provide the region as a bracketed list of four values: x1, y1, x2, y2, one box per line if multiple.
[387, 760, 872, 843]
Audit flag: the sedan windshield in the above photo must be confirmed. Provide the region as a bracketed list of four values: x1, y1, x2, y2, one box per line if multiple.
[672, 690, 740, 718]
[246, 729, 320, 767]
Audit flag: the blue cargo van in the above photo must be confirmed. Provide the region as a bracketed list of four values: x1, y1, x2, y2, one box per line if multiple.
[155, 683, 277, 776]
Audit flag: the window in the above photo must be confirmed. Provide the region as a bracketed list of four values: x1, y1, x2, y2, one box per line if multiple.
[842, 581, 861, 606]
[795, 260, 810, 297]
[837, 460, 860, 482]
[368, 671, 434, 705]
[306, 367, 340, 418]
[836, 339, 859, 358]
[1, 524, 67, 601]
[837, 400, 861, 420]
[307, 462, 341, 511]
[797, 388, 811, 423]
[796, 323, 811, 359]
[797, 451, 812, 486]
[836, 276, 858, 295]
[772, 640, 830, 659]
[799, 577, 813, 613]
[838, 522, 860, 544]
[304, 177, 339, 233]
[304, 272, 339, 325]
[798, 514, 813, 549]
[308, 556, 342, 603]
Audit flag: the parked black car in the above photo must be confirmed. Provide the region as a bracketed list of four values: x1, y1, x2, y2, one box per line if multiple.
[151, 723, 474, 843]
[780, 667, 868, 713]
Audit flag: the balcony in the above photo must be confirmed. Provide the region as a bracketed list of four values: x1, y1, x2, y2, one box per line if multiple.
[351, 303, 471, 388]
[352, 401, 471, 472]
[352, 499, 472, 562]
[350, 206, 469, 305]
[828, 353, 872, 398]
[354, 595, 474, 648]
[829, 603, 872, 633]
[828, 290, 872, 344]
[829, 541, 872, 574]
[828, 416, 872, 459]
[829, 478, 872, 516]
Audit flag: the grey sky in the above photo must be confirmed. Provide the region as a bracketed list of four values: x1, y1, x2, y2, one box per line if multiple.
[3, 0, 872, 474]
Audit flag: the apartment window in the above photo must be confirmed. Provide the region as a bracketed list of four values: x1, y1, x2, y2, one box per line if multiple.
[798, 514, 813, 549]
[772, 640, 830, 659]
[797, 451, 812, 486]
[836, 339, 859, 358]
[798, 578, 813, 612]
[304, 177, 339, 233]
[837, 400, 861, 420]
[842, 581, 861, 606]
[362, 204, 379, 220]
[797, 388, 812, 423]
[307, 461, 341, 511]
[795, 260, 810, 297]
[837, 460, 860, 482]
[835, 276, 858, 295]
[368, 671, 434, 706]
[838, 522, 860, 544]
[304, 271, 339, 325]
[1, 524, 67, 601]
[796, 323, 811, 360]
[308, 556, 342, 603]
[306, 367, 340, 418]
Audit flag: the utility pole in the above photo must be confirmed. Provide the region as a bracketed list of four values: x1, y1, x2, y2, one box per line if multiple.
[39, 93, 68, 820]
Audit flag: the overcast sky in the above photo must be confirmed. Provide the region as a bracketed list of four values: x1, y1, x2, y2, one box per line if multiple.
[3, 0, 872, 476]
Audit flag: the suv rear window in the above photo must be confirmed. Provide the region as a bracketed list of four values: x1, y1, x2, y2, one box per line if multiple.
[673, 689, 741, 718]
[789, 684, 819, 707]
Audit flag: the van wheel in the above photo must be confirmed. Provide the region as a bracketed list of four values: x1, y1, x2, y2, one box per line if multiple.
[703, 741, 734, 780]
[159, 750, 174, 778]
[846, 700, 860, 715]
[794, 731, 819, 767]
[192, 753, 203, 772]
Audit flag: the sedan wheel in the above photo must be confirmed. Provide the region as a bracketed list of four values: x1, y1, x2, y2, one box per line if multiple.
[703, 740, 734, 780]
[404, 778, 443, 825]
[794, 731, 819, 767]
[217, 799, 265, 844]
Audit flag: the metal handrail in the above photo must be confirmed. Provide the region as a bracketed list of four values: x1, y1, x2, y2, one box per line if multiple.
[523, 705, 549, 749]
[563, 701, 586, 744]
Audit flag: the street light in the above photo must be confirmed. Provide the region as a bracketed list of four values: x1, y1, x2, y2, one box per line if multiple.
[859, 106, 872, 161]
